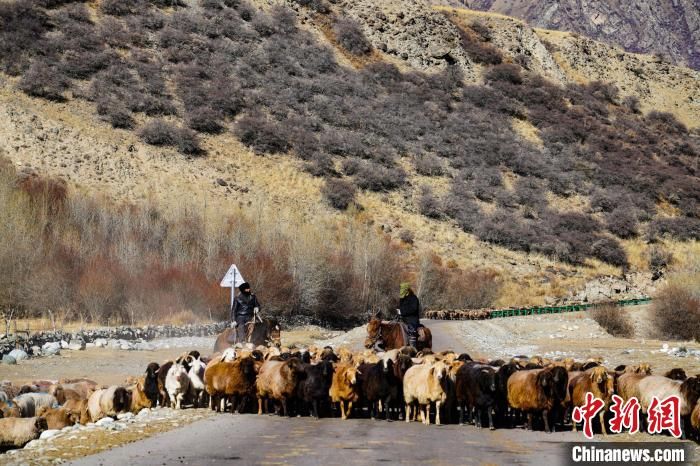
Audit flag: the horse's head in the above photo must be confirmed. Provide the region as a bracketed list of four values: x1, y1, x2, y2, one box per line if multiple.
[364, 318, 381, 349]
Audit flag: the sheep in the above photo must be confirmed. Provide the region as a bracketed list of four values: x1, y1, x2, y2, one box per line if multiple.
[507, 366, 568, 433]
[187, 356, 207, 408]
[87, 386, 131, 422]
[297, 360, 335, 419]
[691, 401, 700, 441]
[156, 361, 174, 407]
[637, 376, 700, 416]
[36, 406, 76, 430]
[51, 381, 96, 400]
[128, 379, 152, 413]
[617, 373, 649, 403]
[357, 359, 400, 421]
[0, 417, 47, 450]
[256, 358, 305, 417]
[204, 357, 257, 413]
[0, 401, 21, 418]
[403, 360, 449, 425]
[569, 366, 614, 435]
[664, 368, 688, 381]
[494, 362, 521, 427]
[165, 363, 191, 410]
[13, 393, 58, 418]
[144, 363, 160, 407]
[63, 399, 90, 425]
[456, 363, 498, 429]
[329, 363, 361, 420]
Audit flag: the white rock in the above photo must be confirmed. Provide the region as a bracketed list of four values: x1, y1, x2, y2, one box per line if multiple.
[93, 338, 108, 348]
[60, 340, 69, 349]
[117, 412, 134, 420]
[40, 430, 60, 440]
[24, 439, 43, 449]
[67, 343, 84, 351]
[42, 342, 61, 356]
[8, 349, 28, 361]
[120, 343, 134, 351]
[95, 417, 115, 426]
[137, 408, 150, 417]
[85, 342, 95, 348]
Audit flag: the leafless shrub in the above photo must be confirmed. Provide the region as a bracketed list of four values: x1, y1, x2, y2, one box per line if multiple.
[18, 60, 68, 101]
[399, 229, 414, 244]
[333, 18, 371, 56]
[321, 178, 356, 210]
[651, 274, 700, 341]
[590, 305, 634, 338]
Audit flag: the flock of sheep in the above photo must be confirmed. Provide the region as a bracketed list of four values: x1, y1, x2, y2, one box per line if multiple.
[1, 343, 700, 452]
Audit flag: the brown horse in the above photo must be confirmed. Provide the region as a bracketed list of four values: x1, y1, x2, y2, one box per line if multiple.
[213, 319, 281, 353]
[364, 318, 432, 351]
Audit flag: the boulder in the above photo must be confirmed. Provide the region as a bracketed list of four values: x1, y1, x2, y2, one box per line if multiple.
[42, 342, 61, 356]
[8, 349, 28, 361]
[2, 355, 16, 365]
[69, 338, 86, 350]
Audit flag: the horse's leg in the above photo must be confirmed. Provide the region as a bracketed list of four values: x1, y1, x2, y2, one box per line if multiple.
[405, 403, 411, 423]
[340, 401, 346, 419]
[257, 397, 263, 415]
[436, 401, 442, 425]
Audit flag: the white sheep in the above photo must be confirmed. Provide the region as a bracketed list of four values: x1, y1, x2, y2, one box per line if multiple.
[403, 360, 449, 425]
[165, 363, 191, 409]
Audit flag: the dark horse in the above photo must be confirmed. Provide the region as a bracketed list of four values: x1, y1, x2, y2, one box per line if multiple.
[364, 317, 432, 351]
[213, 319, 281, 353]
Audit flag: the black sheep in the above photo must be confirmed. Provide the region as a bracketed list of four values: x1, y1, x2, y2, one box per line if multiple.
[456, 363, 498, 429]
[358, 359, 401, 421]
[298, 361, 334, 418]
[144, 362, 160, 407]
[495, 362, 521, 427]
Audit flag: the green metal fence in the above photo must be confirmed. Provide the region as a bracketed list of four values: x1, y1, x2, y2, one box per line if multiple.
[487, 296, 652, 319]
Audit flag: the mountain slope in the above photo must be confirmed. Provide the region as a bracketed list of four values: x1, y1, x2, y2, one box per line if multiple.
[447, 0, 700, 71]
[0, 0, 698, 311]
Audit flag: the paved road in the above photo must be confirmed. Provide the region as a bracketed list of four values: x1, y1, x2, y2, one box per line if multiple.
[70, 414, 582, 466]
[423, 319, 468, 353]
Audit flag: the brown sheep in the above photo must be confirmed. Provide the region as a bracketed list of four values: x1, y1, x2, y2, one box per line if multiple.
[0, 417, 47, 450]
[128, 379, 153, 413]
[204, 357, 257, 413]
[49, 384, 86, 404]
[329, 363, 361, 420]
[617, 373, 649, 403]
[63, 399, 90, 425]
[256, 358, 305, 417]
[36, 406, 76, 430]
[569, 366, 614, 435]
[507, 366, 568, 432]
[691, 401, 700, 440]
[0, 401, 21, 418]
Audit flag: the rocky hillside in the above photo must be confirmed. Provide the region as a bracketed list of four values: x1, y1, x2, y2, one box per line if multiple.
[0, 0, 698, 313]
[449, 0, 700, 71]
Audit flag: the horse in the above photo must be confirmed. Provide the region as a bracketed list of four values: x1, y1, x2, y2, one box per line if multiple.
[364, 317, 432, 351]
[213, 318, 281, 353]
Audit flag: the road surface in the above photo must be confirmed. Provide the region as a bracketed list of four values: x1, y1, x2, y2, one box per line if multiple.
[70, 414, 583, 466]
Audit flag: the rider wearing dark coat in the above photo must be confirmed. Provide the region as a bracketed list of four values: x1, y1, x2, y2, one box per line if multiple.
[398, 283, 420, 348]
[230, 282, 260, 342]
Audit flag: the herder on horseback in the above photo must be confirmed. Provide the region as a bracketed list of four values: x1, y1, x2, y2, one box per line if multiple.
[230, 282, 261, 343]
[398, 282, 420, 349]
